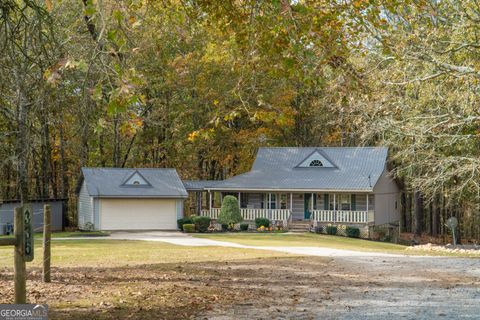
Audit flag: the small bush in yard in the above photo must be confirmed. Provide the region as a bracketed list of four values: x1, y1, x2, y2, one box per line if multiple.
[240, 223, 249, 231]
[177, 217, 193, 230]
[217, 195, 243, 229]
[192, 216, 211, 233]
[326, 225, 337, 235]
[221, 224, 229, 231]
[255, 217, 270, 229]
[346, 226, 360, 238]
[182, 224, 196, 233]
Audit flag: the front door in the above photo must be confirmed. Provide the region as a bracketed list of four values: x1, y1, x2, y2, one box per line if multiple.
[304, 193, 311, 219]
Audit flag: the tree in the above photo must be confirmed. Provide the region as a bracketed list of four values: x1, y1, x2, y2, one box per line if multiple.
[217, 195, 243, 228]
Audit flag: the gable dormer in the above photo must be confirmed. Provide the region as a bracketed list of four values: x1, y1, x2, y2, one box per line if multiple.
[122, 170, 151, 187]
[296, 150, 336, 168]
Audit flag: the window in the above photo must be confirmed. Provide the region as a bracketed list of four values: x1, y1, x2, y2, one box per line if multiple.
[309, 159, 323, 167]
[269, 194, 276, 209]
[133, 181, 140, 185]
[340, 194, 351, 211]
[280, 194, 288, 209]
[329, 195, 338, 210]
[328, 194, 351, 211]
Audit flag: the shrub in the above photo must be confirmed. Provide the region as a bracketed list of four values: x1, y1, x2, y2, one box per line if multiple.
[192, 216, 211, 233]
[240, 223, 249, 231]
[217, 195, 243, 227]
[255, 217, 270, 229]
[383, 235, 393, 243]
[182, 224, 196, 233]
[326, 225, 337, 235]
[346, 226, 360, 238]
[177, 217, 193, 230]
[221, 224, 229, 231]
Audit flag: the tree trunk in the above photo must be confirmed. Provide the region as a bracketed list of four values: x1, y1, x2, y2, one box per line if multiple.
[41, 110, 51, 198]
[432, 194, 440, 237]
[405, 193, 412, 232]
[59, 123, 69, 199]
[113, 114, 120, 167]
[413, 191, 423, 237]
[401, 192, 407, 232]
[15, 72, 29, 203]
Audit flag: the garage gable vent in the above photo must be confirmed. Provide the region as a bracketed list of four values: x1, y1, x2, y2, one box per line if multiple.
[122, 170, 152, 187]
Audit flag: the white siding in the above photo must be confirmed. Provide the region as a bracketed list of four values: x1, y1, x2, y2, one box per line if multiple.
[78, 181, 94, 230]
[373, 169, 400, 225]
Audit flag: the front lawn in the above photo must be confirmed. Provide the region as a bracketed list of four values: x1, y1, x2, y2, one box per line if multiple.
[0, 239, 292, 268]
[194, 233, 480, 257]
[194, 232, 407, 252]
[0, 239, 297, 319]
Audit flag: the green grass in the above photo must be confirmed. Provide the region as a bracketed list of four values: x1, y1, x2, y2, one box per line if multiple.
[0, 239, 292, 268]
[194, 232, 407, 253]
[193, 232, 480, 257]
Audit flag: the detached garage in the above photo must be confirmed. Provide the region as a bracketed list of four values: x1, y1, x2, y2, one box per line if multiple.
[77, 168, 187, 230]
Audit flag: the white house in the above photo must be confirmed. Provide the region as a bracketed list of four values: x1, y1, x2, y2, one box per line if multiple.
[77, 168, 187, 230]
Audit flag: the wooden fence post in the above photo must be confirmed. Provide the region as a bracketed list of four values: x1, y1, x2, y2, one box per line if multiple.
[43, 204, 51, 283]
[14, 207, 26, 304]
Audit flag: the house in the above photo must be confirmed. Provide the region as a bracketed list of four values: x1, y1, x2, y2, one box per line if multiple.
[77, 168, 187, 230]
[77, 147, 400, 233]
[186, 147, 401, 231]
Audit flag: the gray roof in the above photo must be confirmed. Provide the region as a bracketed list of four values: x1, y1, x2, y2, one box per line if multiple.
[81, 168, 188, 198]
[182, 180, 217, 191]
[207, 147, 388, 191]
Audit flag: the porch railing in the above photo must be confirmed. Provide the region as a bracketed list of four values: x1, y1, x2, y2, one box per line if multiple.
[311, 210, 374, 224]
[201, 208, 291, 221]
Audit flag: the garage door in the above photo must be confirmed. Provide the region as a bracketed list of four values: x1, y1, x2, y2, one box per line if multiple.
[100, 198, 177, 230]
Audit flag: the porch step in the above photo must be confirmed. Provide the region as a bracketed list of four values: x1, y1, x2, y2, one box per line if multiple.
[288, 220, 312, 232]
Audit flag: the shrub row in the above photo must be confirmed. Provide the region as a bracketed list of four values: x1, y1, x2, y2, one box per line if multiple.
[178, 216, 212, 233]
[323, 225, 360, 238]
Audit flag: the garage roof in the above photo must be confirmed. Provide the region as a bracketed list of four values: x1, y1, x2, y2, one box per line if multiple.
[81, 168, 188, 198]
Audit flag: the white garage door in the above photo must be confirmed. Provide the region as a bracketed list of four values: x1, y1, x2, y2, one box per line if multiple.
[100, 198, 177, 230]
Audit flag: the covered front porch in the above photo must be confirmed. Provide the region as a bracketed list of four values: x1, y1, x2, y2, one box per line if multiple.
[195, 191, 375, 224]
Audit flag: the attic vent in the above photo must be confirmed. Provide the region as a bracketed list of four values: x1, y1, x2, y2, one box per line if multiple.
[122, 171, 151, 187]
[297, 150, 335, 168]
[309, 160, 323, 167]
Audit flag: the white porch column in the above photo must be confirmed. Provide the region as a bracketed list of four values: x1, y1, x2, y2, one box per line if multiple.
[268, 193, 272, 219]
[290, 193, 293, 211]
[333, 194, 336, 222]
[238, 192, 241, 208]
[209, 191, 212, 210]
